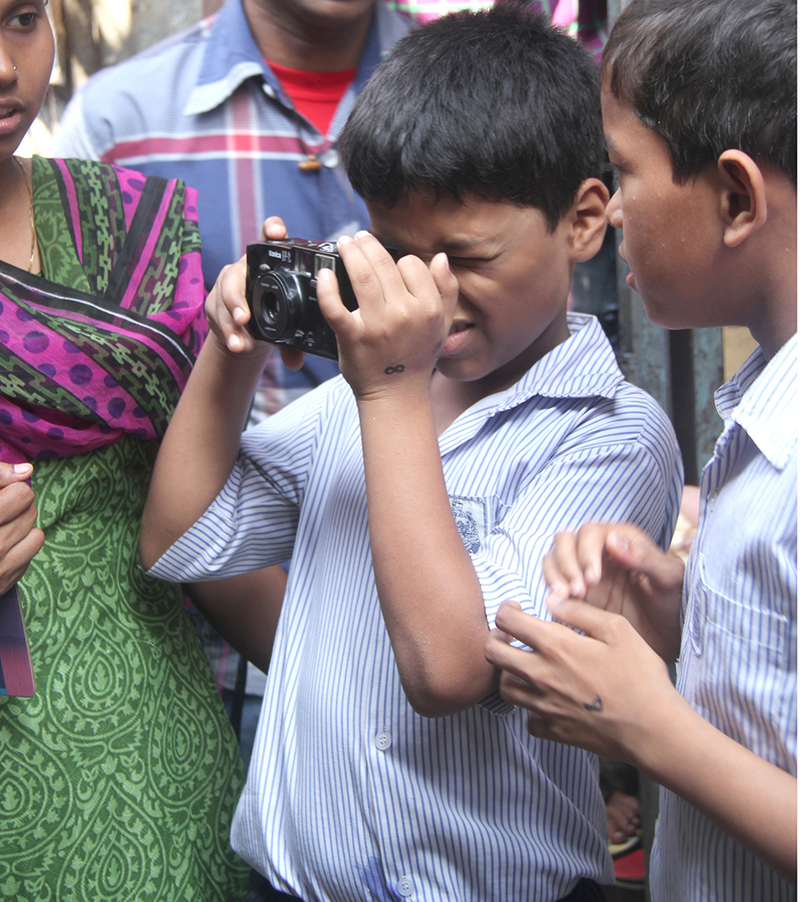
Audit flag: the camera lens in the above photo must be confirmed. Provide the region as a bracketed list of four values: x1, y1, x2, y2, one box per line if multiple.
[262, 291, 280, 326]
[253, 272, 305, 341]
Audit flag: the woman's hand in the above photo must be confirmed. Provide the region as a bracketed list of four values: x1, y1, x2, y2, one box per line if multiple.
[0, 462, 45, 595]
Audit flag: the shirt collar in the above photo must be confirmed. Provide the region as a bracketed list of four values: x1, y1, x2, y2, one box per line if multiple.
[471, 313, 625, 419]
[183, 0, 399, 118]
[718, 332, 797, 470]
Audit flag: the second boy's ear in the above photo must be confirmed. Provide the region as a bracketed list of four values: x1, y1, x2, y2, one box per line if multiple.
[567, 178, 610, 262]
[716, 150, 768, 248]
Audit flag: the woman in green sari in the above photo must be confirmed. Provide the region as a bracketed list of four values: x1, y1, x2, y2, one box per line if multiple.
[0, 3, 249, 898]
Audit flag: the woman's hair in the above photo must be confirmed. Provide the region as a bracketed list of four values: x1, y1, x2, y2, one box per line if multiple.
[340, 0, 604, 230]
[602, 0, 797, 185]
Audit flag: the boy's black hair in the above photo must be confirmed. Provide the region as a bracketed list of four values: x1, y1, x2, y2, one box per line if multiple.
[339, 0, 604, 230]
[603, 0, 797, 185]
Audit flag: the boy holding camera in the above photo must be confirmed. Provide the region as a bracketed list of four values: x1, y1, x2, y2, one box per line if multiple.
[486, 1, 796, 899]
[141, 5, 682, 900]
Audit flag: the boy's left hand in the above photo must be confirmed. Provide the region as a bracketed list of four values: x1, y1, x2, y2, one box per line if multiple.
[485, 598, 677, 764]
[203, 216, 307, 371]
[316, 231, 459, 400]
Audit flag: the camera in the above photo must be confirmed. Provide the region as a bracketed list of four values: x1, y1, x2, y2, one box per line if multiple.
[245, 239, 357, 360]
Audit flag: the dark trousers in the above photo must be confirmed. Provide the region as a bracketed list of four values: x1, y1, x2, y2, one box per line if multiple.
[246, 869, 607, 902]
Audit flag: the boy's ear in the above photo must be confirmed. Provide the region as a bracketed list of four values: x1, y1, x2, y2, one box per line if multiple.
[567, 178, 610, 262]
[717, 150, 767, 248]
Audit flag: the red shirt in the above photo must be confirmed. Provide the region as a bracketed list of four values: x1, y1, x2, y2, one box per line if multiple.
[268, 61, 357, 136]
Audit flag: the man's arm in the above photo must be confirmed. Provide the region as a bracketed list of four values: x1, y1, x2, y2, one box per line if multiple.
[485, 600, 797, 881]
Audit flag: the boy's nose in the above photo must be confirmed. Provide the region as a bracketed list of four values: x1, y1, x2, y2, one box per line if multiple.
[605, 189, 623, 229]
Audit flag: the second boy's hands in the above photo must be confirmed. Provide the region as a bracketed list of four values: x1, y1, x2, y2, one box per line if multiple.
[485, 598, 679, 764]
[317, 231, 459, 400]
[543, 522, 685, 662]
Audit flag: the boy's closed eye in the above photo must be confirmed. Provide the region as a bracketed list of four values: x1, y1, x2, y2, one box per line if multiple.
[446, 255, 500, 274]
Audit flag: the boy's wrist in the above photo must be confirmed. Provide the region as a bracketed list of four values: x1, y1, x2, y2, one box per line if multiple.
[354, 379, 433, 416]
[195, 333, 274, 410]
[626, 681, 694, 778]
[206, 328, 272, 367]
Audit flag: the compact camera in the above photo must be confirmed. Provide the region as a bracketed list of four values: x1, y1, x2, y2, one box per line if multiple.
[245, 239, 358, 360]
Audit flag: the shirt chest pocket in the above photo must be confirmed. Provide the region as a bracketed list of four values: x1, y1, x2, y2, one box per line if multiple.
[684, 555, 795, 752]
[688, 554, 791, 674]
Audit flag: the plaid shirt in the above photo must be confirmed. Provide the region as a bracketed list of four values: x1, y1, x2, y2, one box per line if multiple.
[56, 0, 414, 422]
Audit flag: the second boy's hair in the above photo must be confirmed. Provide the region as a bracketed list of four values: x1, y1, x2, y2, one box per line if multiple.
[340, 0, 604, 230]
[603, 0, 797, 185]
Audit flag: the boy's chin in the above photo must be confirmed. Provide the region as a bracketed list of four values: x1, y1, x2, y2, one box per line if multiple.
[435, 356, 528, 397]
[433, 356, 473, 380]
[639, 295, 689, 332]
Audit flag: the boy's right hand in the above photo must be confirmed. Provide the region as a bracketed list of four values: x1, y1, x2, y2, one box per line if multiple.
[204, 217, 305, 371]
[542, 523, 685, 663]
[0, 462, 45, 595]
[316, 231, 459, 401]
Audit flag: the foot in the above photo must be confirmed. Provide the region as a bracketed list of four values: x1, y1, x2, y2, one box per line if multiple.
[606, 790, 641, 844]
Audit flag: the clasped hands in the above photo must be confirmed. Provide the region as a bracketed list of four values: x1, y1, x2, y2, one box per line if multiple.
[485, 522, 685, 762]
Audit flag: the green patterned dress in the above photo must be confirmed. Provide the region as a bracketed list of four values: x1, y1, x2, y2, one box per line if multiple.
[0, 159, 249, 900]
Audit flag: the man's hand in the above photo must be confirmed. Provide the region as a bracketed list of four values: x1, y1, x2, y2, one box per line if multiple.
[0, 462, 45, 595]
[542, 522, 685, 662]
[316, 231, 459, 401]
[485, 598, 678, 762]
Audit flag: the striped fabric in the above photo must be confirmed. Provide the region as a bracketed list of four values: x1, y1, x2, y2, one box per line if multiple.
[151, 313, 683, 901]
[650, 334, 798, 902]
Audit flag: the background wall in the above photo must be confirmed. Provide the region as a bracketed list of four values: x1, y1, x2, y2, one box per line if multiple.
[22, 0, 207, 155]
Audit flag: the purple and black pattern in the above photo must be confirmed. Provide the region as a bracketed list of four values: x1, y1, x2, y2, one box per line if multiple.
[0, 158, 206, 465]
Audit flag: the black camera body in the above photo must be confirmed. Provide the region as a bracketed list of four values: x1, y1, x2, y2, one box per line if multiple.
[245, 239, 357, 360]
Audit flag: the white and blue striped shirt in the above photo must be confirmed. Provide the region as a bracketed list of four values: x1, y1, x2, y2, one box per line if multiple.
[152, 314, 683, 902]
[650, 334, 797, 902]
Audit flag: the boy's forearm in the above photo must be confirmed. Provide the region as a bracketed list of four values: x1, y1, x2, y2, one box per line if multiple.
[140, 337, 269, 569]
[635, 689, 797, 881]
[358, 391, 497, 717]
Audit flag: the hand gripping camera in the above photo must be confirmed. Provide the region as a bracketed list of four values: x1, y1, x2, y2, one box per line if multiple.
[245, 239, 358, 361]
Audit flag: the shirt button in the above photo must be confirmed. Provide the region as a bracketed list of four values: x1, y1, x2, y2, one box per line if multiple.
[321, 148, 339, 168]
[397, 876, 414, 897]
[374, 731, 391, 751]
